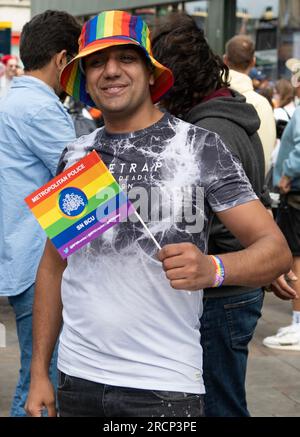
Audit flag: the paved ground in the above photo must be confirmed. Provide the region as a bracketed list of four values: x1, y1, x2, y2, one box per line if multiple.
[0, 292, 300, 417]
[246, 292, 300, 417]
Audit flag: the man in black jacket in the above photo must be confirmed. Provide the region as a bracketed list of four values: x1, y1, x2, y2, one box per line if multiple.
[152, 12, 296, 416]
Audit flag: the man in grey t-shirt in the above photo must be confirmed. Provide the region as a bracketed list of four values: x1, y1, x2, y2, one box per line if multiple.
[26, 11, 292, 418]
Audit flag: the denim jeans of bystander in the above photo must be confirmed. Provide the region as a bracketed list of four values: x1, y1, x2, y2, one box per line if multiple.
[8, 283, 58, 417]
[200, 288, 264, 417]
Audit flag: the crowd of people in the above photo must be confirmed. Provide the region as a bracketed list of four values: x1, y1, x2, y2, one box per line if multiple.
[0, 8, 299, 418]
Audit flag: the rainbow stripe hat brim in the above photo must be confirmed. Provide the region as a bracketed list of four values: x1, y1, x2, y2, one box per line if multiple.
[60, 10, 174, 107]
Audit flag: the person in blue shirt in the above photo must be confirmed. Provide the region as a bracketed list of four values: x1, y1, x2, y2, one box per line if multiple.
[0, 10, 81, 416]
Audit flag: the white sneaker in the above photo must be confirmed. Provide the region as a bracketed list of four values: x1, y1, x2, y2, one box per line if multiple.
[263, 324, 300, 351]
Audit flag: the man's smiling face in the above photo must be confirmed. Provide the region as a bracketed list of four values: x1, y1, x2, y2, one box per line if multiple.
[85, 45, 155, 119]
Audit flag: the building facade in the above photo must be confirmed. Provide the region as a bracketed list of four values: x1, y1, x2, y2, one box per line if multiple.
[0, 0, 30, 56]
[30, 0, 237, 55]
[0, 0, 296, 81]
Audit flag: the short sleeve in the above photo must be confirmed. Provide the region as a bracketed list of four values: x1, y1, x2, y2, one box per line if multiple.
[203, 135, 258, 212]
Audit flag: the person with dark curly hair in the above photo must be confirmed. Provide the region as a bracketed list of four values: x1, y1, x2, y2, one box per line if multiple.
[152, 20, 230, 119]
[152, 12, 296, 417]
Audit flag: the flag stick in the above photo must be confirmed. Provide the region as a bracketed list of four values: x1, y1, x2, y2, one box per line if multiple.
[133, 210, 162, 250]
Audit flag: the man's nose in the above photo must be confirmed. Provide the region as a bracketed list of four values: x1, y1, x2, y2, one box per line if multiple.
[103, 57, 121, 78]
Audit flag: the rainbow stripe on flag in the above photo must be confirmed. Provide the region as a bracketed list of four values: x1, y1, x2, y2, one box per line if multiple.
[25, 151, 135, 259]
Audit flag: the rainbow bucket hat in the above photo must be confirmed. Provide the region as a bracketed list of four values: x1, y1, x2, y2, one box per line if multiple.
[60, 10, 174, 107]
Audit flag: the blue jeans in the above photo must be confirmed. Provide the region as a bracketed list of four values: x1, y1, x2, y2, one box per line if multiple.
[57, 371, 205, 417]
[200, 288, 264, 417]
[8, 284, 58, 417]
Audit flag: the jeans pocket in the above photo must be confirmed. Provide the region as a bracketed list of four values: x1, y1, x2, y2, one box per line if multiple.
[224, 290, 264, 349]
[57, 371, 72, 391]
[150, 390, 200, 402]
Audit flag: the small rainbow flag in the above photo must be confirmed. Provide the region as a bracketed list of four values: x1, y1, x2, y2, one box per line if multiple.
[25, 150, 135, 259]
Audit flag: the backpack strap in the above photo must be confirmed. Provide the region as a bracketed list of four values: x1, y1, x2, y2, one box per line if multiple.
[282, 107, 291, 120]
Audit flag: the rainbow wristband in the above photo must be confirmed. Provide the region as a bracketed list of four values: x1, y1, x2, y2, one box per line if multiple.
[210, 255, 225, 288]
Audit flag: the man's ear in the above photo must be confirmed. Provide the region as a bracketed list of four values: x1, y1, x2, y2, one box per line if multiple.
[55, 50, 68, 71]
[223, 54, 229, 66]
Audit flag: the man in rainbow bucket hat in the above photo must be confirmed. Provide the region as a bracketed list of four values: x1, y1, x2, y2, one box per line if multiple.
[60, 10, 173, 109]
[26, 11, 291, 417]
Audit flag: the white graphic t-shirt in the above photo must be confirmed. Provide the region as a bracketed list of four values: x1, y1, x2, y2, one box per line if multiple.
[57, 113, 257, 394]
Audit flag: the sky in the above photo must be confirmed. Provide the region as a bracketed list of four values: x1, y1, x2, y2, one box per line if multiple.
[185, 0, 279, 18]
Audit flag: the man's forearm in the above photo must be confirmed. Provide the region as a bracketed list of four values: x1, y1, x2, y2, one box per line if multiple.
[215, 200, 293, 288]
[220, 234, 292, 287]
[31, 269, 63, 376]
[31, 241, 66, 378]
[159, 201, 293, 292]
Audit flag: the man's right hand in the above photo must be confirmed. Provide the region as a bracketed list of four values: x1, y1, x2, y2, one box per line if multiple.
[25, 377, 57, 417]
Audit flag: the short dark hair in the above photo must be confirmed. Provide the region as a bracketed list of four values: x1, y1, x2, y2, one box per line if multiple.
[225, 35, 255, 71]
[151, 12, 229, 118]
[20, 10, 81, 71]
